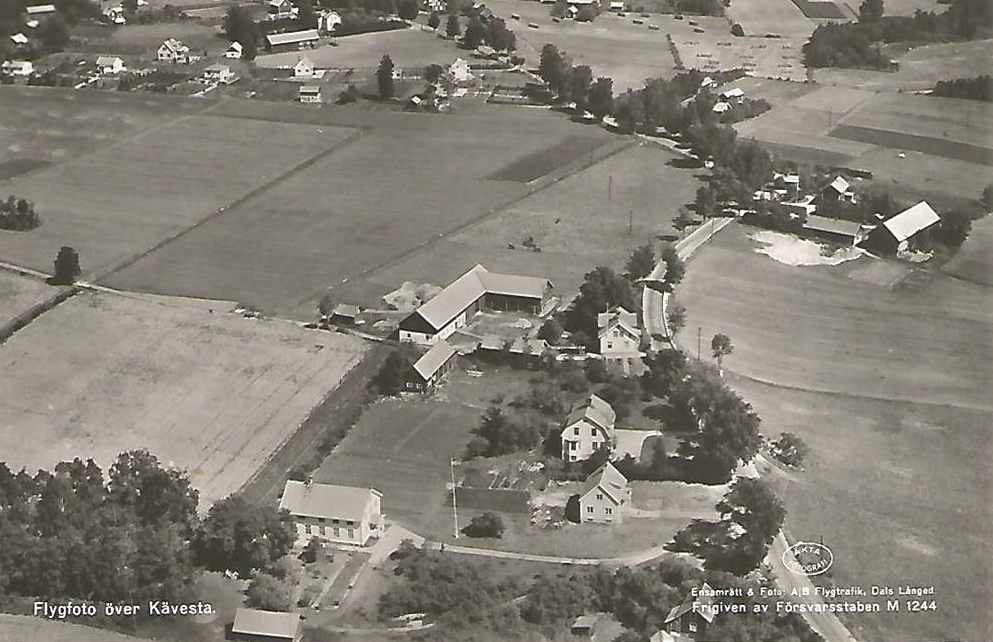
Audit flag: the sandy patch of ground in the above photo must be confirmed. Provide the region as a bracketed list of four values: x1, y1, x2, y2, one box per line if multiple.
[614, 429, 661, 459]
[749, 230, 863, 266]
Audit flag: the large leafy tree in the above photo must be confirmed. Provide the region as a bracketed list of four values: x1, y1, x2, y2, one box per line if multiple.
[376, 54, 395, 99]
[707, 477, 786, 574]
[193, 494, 296, 577]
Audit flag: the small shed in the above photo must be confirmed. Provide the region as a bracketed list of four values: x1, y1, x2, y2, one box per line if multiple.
[225, 41, 243, 59]
[409, 340, 458, 391]
[330, 303, 359, 322]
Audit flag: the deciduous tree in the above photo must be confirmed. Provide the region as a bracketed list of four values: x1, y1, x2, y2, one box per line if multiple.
[376, 54, 395, 98]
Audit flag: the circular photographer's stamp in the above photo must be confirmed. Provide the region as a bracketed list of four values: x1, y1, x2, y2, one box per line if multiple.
[783, 541, 834, 576]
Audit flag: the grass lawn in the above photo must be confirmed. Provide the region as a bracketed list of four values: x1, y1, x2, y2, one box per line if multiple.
[0, 290, 367, 506]
[105, 100, 619, 317]
[677, 222, 992, 410]
[734, 376, 992, 642]
[0, 616, 157, 642]
[0, 113, 353, 278]
[71, 22, 226, 57]
[725, 0, 815, 40]
[0, 85, 212, 168]
[942, 213, 993, 286]
[255, 28, 464, 70]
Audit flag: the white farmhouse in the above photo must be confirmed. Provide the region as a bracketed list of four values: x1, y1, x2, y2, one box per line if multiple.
[561, 393, 615, 462]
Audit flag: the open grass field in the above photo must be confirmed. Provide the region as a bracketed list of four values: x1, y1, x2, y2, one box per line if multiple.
[315, 396, 480, 535]
[812, 38, 993, 92]
[0, 290, 367, 506]
[103, 100, 621, 316]
[740, 377, 992, 642]
[71, 22, 227, 57]
[489, 0, 679, 91]
[0, 113, 354, 278]
[677, 222, 992, 640]
[726, 0, 816, 40]
[0, 616, 157, 642]
[0, 85, 213, 170]
[335, 140, 703, 311]
[677, 223, 992, 410]
[672, 27, 808, 82]
[0, 271, 64, 330]
[942, 213, 993, 285]
[256, 27, 463, 70]
[715, 76, 818, 107]
[830, 93, 993, 164]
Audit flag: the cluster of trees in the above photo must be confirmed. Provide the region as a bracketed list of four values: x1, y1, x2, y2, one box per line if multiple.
[379, 542, 527, 634]
[538, 45, 615, 119]
[0, 195, 40, 230]
[222, 6, 259, 60]
[803, 0, 993, 69]
[673, 477, 787, 575]
[933, 74, 993, 102]
[460, 14, 516, 50]
[563, 265, 638, 351]
[467, 405, 547, 458]
[522, 556, 818, 640]
[461, 511, 504, 538]
[368, 345, 418, 396]
[769, 432, 809, 469]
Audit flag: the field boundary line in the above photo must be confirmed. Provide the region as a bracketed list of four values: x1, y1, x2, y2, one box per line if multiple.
[93, 127, 368, 284]
[292, 136, 638, 310]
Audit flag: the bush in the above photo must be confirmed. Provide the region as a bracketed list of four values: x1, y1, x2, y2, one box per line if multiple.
[461, 512, 504, 538]
[731, 22, 744, 36]
[246, 572, 293, 611]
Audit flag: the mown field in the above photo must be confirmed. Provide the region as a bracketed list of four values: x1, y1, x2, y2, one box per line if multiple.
[942, 213, 993, 285]
[0, 291, 367, 507]
[0, 616, 156, 642]
[677, 222, 992, 641]
[488, 0, 679, 91]
[0, 113, 354, 278]
[741, 378, 992, 642]
[677, 223, 992, 409]
[0, 270, 64, 330]
[726, 0, 815, 40]
[812, 38, 993, 92]
[336, 139, 702, 311]
[104, 100, 621, 316]
[0, 85, 213, 170]
[256, 27, 463, 70]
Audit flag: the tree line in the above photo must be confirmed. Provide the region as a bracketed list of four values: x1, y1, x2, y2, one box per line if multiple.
[803, 0, 993, 69]
[933, 74, 993, 102]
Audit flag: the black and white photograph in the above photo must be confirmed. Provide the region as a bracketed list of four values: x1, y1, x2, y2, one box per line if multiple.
[0, 0, 990, 639]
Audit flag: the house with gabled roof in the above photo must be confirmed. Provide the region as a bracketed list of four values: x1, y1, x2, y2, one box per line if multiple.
[2, 60, 33, 76]
[821, 175, 856, 204]
[865, 200, 941, 254]
[203, 63, 235, 84]
[398, 264, 552, 345]
[279, 479, 384, 545]
[157, 38, 191, 63]
[409, 340, 457, 391]
[561, 393, 615, 462]
[294, 56, 314, 78]
[579, 462, 630, 524]
[598, 306, 640, 363]
[664, 584, 717, 639]
[231, 608, 302, 642]
[267, 0, 297, 19]
[96, 56, 125, 74]
[225, 40, 243, 59]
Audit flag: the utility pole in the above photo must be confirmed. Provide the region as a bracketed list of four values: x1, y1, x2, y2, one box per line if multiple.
[628, 209, 633, 236]
[450, 456, 459, 539]
[608, 174, 613, 200]
[697, 326, 702, 361]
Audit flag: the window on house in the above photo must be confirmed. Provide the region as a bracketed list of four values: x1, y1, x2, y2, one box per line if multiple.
[334, 527, 340, 537]
[586, 506, 593, 513]
[570, 455, 577, 462]
[347, 528, 355, 539]
[318, 517, 325, 523]
[596, 493, 603, 500]
[304, 524, 311, 534]
[570, 441, 577, 450]
[607, 342, 613, 349]
[573, 426, 580, 435]
[605, 507, 612, 515]
[689, 622, 698, 633]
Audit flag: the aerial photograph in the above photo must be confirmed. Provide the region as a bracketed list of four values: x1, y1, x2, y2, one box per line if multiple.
[0, 0, 989, 639]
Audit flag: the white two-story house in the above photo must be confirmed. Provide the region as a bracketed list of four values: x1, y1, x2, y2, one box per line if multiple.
[579, 461, 630, 524]
[560, 393, 615, 462]
[597, 306, 641, 373]
[279, 479, 384, 546]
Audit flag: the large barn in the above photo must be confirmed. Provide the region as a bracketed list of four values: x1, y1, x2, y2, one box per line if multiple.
[865, 201, 941, 254]
[398, 264, 552, 345]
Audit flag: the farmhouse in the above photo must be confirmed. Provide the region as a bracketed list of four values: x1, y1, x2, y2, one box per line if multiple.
[409, 340, 458, 391]
[598, 306, 640, 371]
[231, 608, 303, 642]
[448, 58, 474, 85]
[865, 200, 941, 254]
[157, 38, 191, 64]
[225, 41, 243, 59]
[579, 462, 630, 524]
[265, 29, 320, 52]
[711, 101, 730, 114]
[782, 194, 817, 218]
[104, 6, 125, 23]
[318, 10, 342, 33]
[10, 33, 29, 46]
[802, 215, 866, 246]
[279, 479, 384, 545]
[719, 87, 744, 102]
[821, 175, 856, 204]
[25, 4, 56, 15]
[664, 583, 716, 638]
[398, 264, 553, 345]
[203, 64, 235, 84]
[773, 172, 800, 200]
[96, 56, 125, 74]
[1, 60, 33, 76]
[294, 56, 314, 78]
[561, 393, 615, 462]
[267, 0, 297, 19]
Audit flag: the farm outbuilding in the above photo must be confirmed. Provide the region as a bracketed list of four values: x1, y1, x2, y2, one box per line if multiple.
[409, 339, 458, 391]
[265, 29, 320, 52]
[802, 214, 867, 246]
[865, 200, 941, 254]
[96, 56, 125, 75]
[231, 609, 303, 642]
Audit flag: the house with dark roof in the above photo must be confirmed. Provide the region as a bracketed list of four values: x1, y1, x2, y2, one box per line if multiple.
[231, 608, 302, 642]
[409, 340, 457, 391]
[802, 214, 867, 246]
[398, 264, 552, 346]
[561, 394, 615, 462]
[279, 480, 383, 545]
[579, 462, 630, 524]
[865, 200, 941, 254]
[664, 584, 717, 639]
